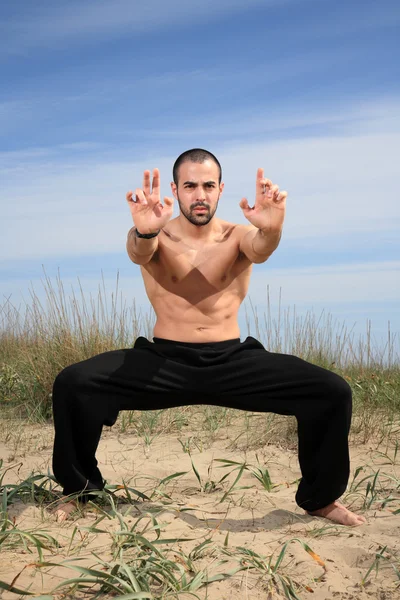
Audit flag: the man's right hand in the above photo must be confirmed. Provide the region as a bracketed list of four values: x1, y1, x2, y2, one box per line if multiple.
[126, 168, 174, 235]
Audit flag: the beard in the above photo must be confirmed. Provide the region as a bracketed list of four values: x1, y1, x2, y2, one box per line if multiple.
[177, 192, 219, 227]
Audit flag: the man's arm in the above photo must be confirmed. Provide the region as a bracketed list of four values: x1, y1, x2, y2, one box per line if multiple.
[126, 226, 159, 265]
[239, 225, 282, 264]
[238, 169, 287, 263]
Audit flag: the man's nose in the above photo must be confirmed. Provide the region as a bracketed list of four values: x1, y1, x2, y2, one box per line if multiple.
[197, 186, 206, 200]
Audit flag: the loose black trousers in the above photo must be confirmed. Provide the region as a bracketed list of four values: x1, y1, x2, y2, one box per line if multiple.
[52, 335, 352, 512]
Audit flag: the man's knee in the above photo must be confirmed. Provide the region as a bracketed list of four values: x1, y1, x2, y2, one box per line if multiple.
[54, 363, 89, 392]
[53, 363, 118, 425]
[52, 364, 92, 413]
[332, 372, 351, 398]
[323, 372, 352, 412]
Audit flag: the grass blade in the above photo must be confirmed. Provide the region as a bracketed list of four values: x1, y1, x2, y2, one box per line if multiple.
[0, 579, 33, 595]
[159, 471, 188, 485]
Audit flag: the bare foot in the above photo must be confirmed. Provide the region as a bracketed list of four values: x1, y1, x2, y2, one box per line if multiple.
[307, 501, 367, 526]
[51, 499, 78, 522]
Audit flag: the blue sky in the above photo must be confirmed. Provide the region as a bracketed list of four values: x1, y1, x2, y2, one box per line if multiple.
[1, 0, 399, 365]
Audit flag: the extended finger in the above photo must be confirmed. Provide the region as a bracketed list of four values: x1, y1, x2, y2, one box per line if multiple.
[257, 169, 266, 192]
[239, 197, 252, 210]
[143, 170, 151, 197]
[152, 168, 160, 196]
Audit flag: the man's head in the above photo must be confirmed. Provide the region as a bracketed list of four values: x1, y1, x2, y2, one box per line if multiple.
[171, 148, 224, 228]
[172, 148, 222, 186]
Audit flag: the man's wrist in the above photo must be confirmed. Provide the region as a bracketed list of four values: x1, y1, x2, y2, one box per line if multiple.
[251, 227, 282, 257]
[135, 227, 160, 239]
[257, 227, 281, 238]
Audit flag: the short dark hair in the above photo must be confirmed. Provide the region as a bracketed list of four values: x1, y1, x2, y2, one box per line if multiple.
[173, 148, 222, 185]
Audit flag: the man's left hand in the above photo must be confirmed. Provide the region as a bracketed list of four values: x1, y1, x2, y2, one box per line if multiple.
[239, 168, 287, 233]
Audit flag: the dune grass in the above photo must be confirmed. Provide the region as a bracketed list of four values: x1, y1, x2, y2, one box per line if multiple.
[0, 269, 399, 441]
[0, 270, 399, 598]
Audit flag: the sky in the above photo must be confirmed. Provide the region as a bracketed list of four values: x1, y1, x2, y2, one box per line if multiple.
[1, 0, 399, 366]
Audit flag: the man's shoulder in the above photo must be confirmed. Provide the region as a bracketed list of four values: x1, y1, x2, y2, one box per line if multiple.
[234, 223, 256, 239]
[160, 218, 253, 246]
[219, 219, 254, 235]
[162, 217, 247, 235]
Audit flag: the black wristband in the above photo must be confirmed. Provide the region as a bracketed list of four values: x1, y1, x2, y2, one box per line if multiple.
[135, 228, 160, 239]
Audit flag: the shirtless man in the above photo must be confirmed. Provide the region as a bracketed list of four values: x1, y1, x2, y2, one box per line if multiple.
[51, 148, 366, 526]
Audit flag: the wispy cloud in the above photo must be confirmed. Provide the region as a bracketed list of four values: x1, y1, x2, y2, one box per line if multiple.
[0, 42, 368, 131]
[249, 260, 400, 304]
[133, 96, 400, 138]
[2, 0, 398, 57]
[1, 95, 399, 266]
[0, 0, 296, 56]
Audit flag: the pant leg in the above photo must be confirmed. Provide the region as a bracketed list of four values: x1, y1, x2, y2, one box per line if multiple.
[52, 334, 352, 511]
[192, 336, 352, 512]
[51, 337, 207, 498]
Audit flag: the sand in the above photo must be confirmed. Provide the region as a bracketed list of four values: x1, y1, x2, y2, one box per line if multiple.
[1, 419, 399, 599]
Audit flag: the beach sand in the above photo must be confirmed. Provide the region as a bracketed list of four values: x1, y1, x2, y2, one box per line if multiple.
[1, 417, 399, 599]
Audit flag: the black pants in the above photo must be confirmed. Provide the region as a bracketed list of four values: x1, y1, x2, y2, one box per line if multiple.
[52, 335, 352, 512]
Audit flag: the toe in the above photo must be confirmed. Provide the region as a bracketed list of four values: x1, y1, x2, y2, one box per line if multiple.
[358, 515, 367, 523]
[54, 509, 67, 522]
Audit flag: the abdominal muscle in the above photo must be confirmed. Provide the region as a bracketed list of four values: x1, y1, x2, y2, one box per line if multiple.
[152, 293, 242, 342]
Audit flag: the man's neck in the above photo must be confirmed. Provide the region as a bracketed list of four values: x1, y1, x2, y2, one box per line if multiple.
[175, 216, 222, 244]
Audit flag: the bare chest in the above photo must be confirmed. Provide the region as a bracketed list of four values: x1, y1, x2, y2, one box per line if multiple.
[140, 224, 252, 302]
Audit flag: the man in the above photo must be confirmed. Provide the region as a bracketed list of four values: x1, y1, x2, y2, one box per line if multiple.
[52, 148, 366, 526]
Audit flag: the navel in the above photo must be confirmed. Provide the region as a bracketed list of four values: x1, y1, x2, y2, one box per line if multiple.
[171, 275, 178, 283]
[221, 275, 227, 282]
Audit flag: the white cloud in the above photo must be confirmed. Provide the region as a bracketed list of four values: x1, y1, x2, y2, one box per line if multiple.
[1, 96, 399, 262]
[145, 96, 400, 138]
[249, 260, 400, 304]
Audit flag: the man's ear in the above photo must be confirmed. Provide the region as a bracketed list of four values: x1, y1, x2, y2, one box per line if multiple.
[170, 182, 178, 199]
[219, 182, 225, 195]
